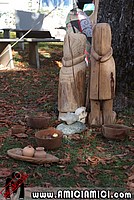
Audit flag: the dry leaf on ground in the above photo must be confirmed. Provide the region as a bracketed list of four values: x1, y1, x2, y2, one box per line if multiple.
[116, 119, 124, 124]
[36, 95, 52, 104]
[58, 173, 71, 179]
[68, 134, 81, 140]
[86, 156, 106, 166]
[96, 146, 105, 152]
[13, 133, 28, 138]
[59, 154, 71, 164]
[48, 171, 59, 177]
[127, 174, 134, 192]
[73, 166, 88, 175]
[33, 172, 43, 179]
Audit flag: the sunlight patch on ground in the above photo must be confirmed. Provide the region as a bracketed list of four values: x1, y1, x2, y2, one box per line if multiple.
[0, 63, 29, 72]
[39, 51, 51, 58]
[55, 60, 62, 68]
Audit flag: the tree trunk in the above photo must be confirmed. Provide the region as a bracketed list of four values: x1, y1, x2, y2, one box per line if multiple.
[97, 0, 134, 109]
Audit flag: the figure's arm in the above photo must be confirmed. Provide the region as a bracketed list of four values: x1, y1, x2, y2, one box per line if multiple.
[91, 47, 102, 61]
[100, 48, 113, 62]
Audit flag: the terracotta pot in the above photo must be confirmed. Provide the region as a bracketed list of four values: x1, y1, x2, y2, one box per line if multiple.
[11, 125, 25, 134]
[16, 149, 23, 156]
[27, 116, 51, 129]
[35, 128, 63, 150]
[34, 147, 46, 158]
[102, 124, 129, 140]
[22, 145, 35, 157]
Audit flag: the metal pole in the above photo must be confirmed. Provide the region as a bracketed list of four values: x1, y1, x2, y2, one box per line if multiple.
[38, 0, 41, 11]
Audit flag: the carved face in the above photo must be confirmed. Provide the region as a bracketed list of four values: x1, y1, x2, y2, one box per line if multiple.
[63, 32, 86, 60]
[93, 23, 111, 55]
[75, 107, 87, 124]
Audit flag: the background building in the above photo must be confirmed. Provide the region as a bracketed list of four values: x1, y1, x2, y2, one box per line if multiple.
[0, 0, 94, 40]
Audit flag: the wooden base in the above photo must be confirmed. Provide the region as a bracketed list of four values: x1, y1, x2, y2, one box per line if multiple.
[88, 100, 102, 125]
[102, 100, 116, 124]
[7, 148, 59, 164]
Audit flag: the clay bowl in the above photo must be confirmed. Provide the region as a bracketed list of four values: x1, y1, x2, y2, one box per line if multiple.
[35, 128, 63, 150]
[102, 124, 130, 140]
[27, 116, 51, 129]
[11, 125, 25, 134]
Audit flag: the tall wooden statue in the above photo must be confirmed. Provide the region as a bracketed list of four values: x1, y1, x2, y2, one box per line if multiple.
[58, 32, 87, 119]
[88, 23, 116, 125]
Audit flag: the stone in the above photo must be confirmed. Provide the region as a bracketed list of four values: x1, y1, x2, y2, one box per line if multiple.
[59, 112, 79, 125]
[56, 122, 86, 135]
[75, 107, 87, 124]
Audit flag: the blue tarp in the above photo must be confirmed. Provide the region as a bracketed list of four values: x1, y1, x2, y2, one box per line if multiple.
[42, 0, 94, 10]
[42, 0, 72, 7]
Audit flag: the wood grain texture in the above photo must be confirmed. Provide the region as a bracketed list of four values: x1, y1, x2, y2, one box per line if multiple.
[88, 23, 116, 125]
[58, 33, 87, 113]
[58, 62, 86, 112]
[90, 23, 116, 100]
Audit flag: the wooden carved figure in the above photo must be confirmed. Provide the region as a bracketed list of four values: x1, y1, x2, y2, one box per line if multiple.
[88, 23, 116, 125]
[58, 32, 87, 119]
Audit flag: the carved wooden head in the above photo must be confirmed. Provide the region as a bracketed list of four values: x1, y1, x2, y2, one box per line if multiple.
[63, 32, 86, 60]
[92, 23, 112, 56]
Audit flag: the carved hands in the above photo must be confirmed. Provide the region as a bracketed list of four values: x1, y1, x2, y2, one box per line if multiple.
[91, 47, 113, 62]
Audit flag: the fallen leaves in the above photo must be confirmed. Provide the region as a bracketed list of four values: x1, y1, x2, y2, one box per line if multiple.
[0, 129, 12, 148]
[127, 174, 134, 192]
[36, 95, 52, 104]
[86, 156, 106, 166]
[0, 120, 12, 127]
[48, 171, 59, 177]
[67, 134, 81, 141]
[73, 166, 88, 175]
[0, 101, 15, 129]
[59, 154, 71, 164]
[116, 119, 125, 124]
[0, 45, 133, 191]
[13, 133, 28, 138]
[0, 168, 12, 178]
[96, 146, 105, 152]
[127, 165, 134, 192]
[73, 165, 101, 185]
[33, 172, 43, 179]
[127, 145, 134, 152]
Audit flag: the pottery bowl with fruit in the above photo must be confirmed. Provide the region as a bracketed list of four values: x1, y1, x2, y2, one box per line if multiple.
[35, 128, 63, 150]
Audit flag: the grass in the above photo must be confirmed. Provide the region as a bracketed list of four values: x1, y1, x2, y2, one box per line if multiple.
[0, 42, 133, 192]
